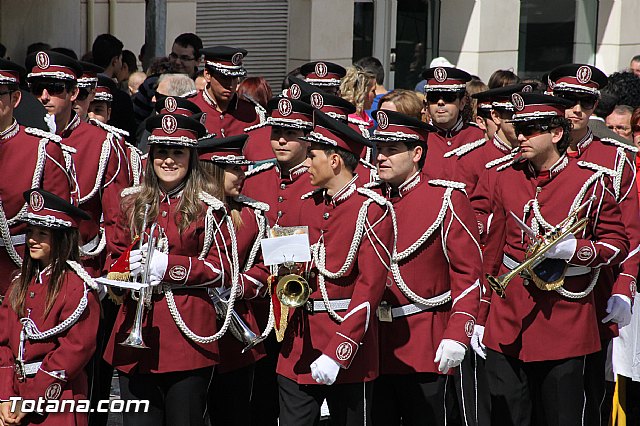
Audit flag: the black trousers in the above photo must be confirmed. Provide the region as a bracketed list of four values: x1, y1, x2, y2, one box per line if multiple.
[207, 364, 255, 426]
[249, 334, 280, 426]
[583, 340, 610, 426]
[485, 349, 585, 426]
[277, 374, 372, 426]
[119, 367, 213, 426]
[451, 352, 492, 426]
[371, 372, 447, 426]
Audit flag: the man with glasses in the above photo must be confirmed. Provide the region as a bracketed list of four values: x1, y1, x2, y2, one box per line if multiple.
[169, 33, 202, 78]
[605, 104, 634, 142]
[482, 92, 628, 425]
[0, 57, 72, 297]
[192, 46, 263, 138]
[421, 66, 485, 180]
[549, 64, 640, 426]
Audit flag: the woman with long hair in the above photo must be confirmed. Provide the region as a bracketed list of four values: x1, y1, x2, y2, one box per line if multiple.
[0, 189, 99, 426]
[198, 134, 271, 426]
[340, 65, 377, 128]
[103, 112, 239, 426]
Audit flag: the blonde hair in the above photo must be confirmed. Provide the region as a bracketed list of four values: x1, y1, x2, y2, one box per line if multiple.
[378, 89, 423, 120]
[200, 161, 243, 229]
[340, 66, 376, 114]
[465, 80, 488, 122]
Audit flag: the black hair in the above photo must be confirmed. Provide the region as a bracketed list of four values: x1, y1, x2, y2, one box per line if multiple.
[354, 56, 384, 86]
[51, 47, 78, 60]
[594, 90, 619, 118]
[316, 144, 360, 173]
[550, 116, 573, 154]
[91, 34, 124, 68]
[0, 43, 6, 59]
[605, 72, 640, 109]
[26, 42, 51, 57]
[404, 140, 427, 169]
[173, 33, 203, 60]
[121, 50, 138, 73]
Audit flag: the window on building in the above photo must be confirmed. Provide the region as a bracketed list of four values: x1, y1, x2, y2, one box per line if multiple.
[353, 0, 374, 62]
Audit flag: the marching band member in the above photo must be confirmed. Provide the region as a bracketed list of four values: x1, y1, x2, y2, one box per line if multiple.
[26, 50, 129, 278]
[73, 61, 103, 122]
[0, 58, 72, 297]
[481, 92, 629, 425]
[0, 189, 99, 426]
[369, 109, 482, 426]
[198, 134, 270, 426]
[103, 113, 236, 426]
[547, 64, 640, 425]
[276, 110, 394, 426]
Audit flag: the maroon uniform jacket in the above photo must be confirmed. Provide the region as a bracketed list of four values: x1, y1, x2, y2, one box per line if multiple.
[216, 195, 270, 373]
[242, 162, 314, 227]
[568, 130, 640, 340]
[58, 114, 129, 277]
[482, 156, 629, 362]
[426, 119, 485, 181]
[0, 122, 72, 295]
[191, 90, 262, 138]
[376, 173, 482, 375]
[0, 268, 100, 426]
[104, 189, 232, 374]
[276, 178, 394, 384]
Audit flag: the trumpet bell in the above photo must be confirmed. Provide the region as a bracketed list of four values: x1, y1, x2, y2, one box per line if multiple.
[119, 330, 149, 349]
[486, 274, 507, 299]
[276, 274, 310, 308]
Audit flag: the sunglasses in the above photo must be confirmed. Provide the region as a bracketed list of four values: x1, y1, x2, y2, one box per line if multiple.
[554, 92, 597, 110]
[513, 122, 552, 138]
[76, 88, 92, 101]
[426, 92, 462, 104]
[30, 81, 68, 97]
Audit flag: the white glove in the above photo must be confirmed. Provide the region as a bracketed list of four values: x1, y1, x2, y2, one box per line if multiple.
[310, 354, 341, 385]
[602, 294, 632, 327]
[139, 244, 168, 286]
[543, 234, 577, 260]
[470, 325, 487, 359]
[434, 339, 466, 374]
[129, 250, 143, 278]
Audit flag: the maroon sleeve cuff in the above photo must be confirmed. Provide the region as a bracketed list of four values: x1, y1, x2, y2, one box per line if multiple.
[324, 333, 360, 369]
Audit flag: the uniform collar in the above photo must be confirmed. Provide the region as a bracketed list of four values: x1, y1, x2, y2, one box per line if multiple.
[202, 88, 238, 112]
[325, 174, 358, 206]
[492, 133, 512, 154]
[36, 265, 52, 284]
[526, 154, 569, 182]
[0, 119, 19, 141]
[572, 128, 594, 156]
[159, 180, 186, 202]
[277, 161, 308, 181]
[388, 171, 421, 199]
[58, 112, 81, 138]
[433, 116, 464, 138]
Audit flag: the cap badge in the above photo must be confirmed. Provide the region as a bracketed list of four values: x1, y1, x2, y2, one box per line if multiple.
[376, 110, 389, 130]
[231, 52, 243, 66]
[164, 97, 177, 113]
[35, 51, 50, 70]
[161, 115, 178, 134]
[310, 92, 324, 109]
[29, 191, 45, 212]
[315, 62, 328, 78]
[434, 67, 447, 83]
[576, 66, 592, 84]
[289, 84, 301, 99]
[200, 113, 207, 125]
[278, 98, 292, 117]
[522, 84, 533, 93]
[511, 93, 525, 111]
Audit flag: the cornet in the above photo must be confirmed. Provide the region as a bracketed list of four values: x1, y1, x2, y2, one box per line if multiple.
[210, 287, 265, 353]
[275, 262, 310, 308]
[120, 207, 159, 349]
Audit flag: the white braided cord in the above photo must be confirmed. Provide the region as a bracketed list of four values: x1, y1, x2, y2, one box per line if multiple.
[79, 228, 107, 257]
[0, 200, 23, 267]
[78, 136, 111, 204]
[443, 138, 486, 158]
[6, 139, 47, 227]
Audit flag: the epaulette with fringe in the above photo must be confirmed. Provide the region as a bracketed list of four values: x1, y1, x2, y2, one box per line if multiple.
[301, 188, 323, 200]
[121, 186, 142, 198]
[443, 138, 487, 158]
[600, 137, 639, 153]
[234, 194, 270, 212]
[357, 187, 388, 206]
[485, 151, 517, 169]
[428, 179, 467, 191]
[24, 127, 62, 143]
[199, 191, 226, 210]
[245, 162, 275, 177]
[577, 160, 617, 177]
[89, 119, 130, 137]
[363, 180, 384, 189]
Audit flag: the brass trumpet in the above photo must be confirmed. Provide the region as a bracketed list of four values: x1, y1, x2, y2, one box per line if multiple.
[275, 262, 310, 308]
[121, 207, 158, 349]
[487, 216, 589, 298]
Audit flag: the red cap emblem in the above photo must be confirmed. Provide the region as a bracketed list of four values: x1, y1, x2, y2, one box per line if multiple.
[289, 84, 301, 99]
[511, 93, 525, 111]
[376, 110, 389, 130]
[29, 191, 45, 212]
[315, 62, 328, 78]
[231, 52, 243, 66]
[434, 67, 447, 83]
[278, 98, 292, 117]
[310, 92, 324, 109]
[35, 52, 50, 70]
[164, 97, 177, 113]
[161, 115, 178, 134]
[576, 66, 592, 84]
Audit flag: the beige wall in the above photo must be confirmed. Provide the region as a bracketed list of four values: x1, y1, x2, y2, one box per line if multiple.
[596, 0, 640, 75]
[0, 0, 195, 68]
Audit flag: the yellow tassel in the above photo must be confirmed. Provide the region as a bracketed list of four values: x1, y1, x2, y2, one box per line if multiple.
[275, 305, 289, 343]
[611, 375, 627, 426]
[107, 271, 131, 281]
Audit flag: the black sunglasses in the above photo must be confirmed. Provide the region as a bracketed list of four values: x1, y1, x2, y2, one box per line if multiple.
[76, 88, 92, 101]
[30, 81, 68, 97]
[426, 91, 462, 104]
[513, 122, 552, 138]
[554, 92, 597, 110]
